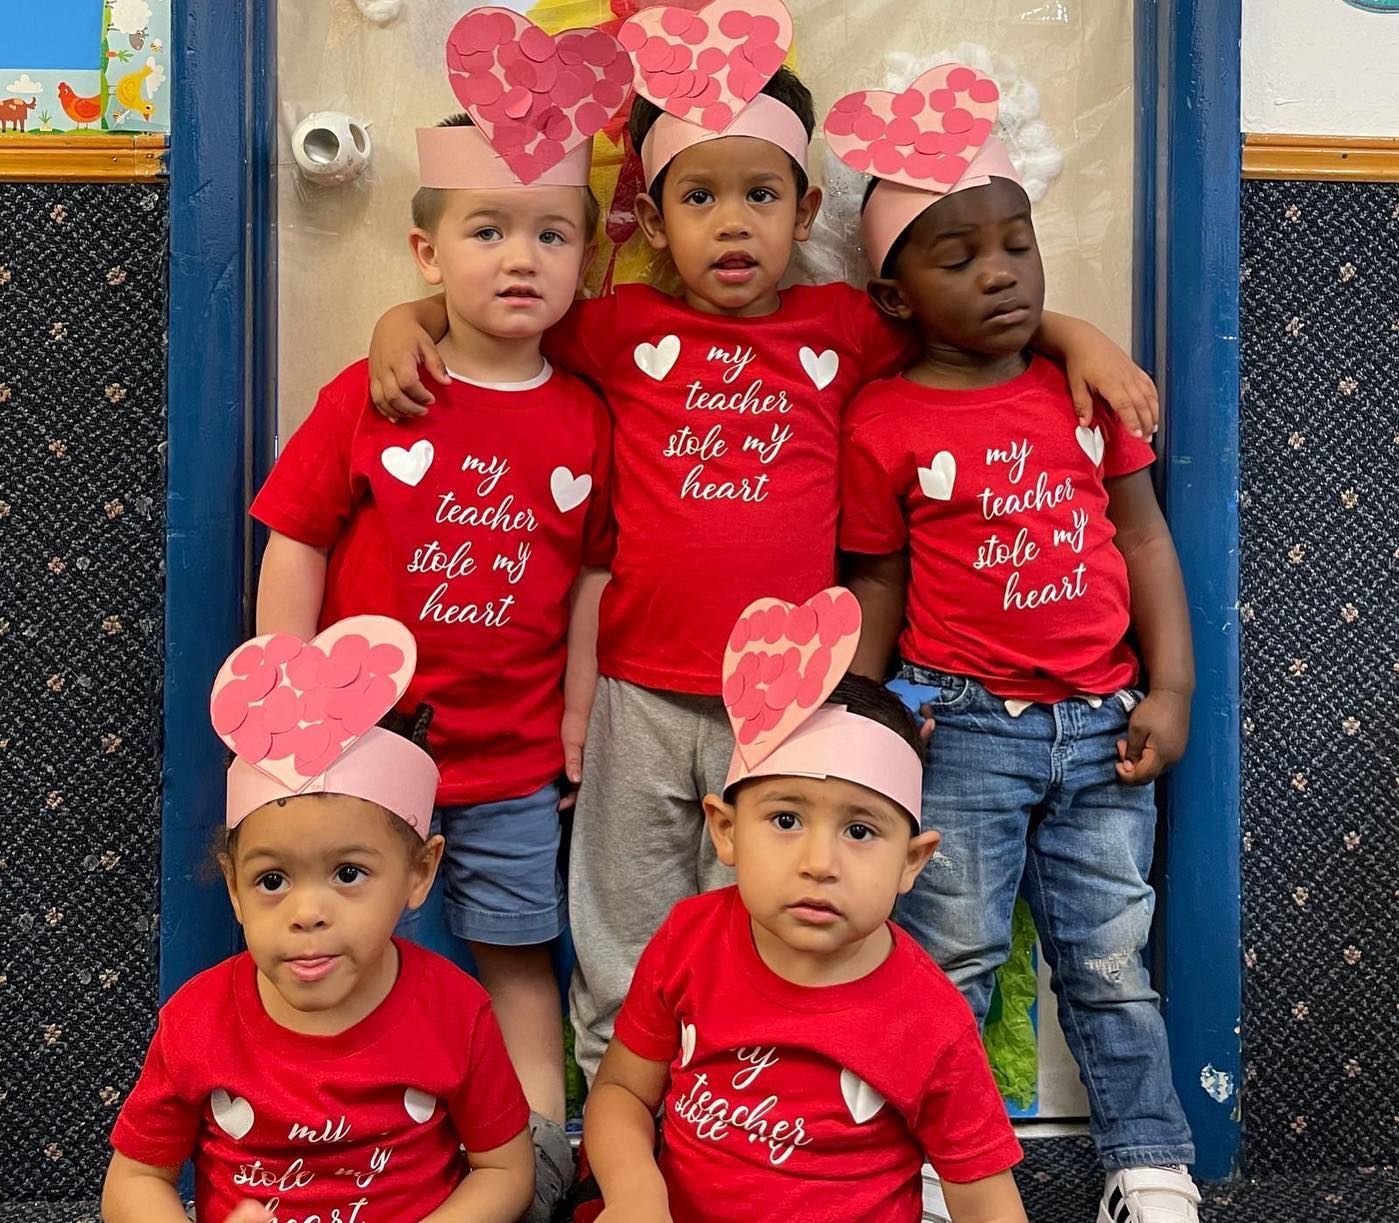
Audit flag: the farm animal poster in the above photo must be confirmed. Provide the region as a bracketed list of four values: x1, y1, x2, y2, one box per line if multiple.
[1, 0, 172, 135]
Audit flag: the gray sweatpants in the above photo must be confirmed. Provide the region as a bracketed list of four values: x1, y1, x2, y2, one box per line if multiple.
[567, 676, 735, 1083]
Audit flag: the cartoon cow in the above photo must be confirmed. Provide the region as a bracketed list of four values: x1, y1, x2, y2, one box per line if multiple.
[0, 97, 37, 133]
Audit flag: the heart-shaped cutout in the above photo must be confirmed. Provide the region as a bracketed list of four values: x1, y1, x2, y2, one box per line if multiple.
[1075, 424, 1105, 467]
[722, 587, 862, 768]
[634, 334, 681, 381]
[825, 63, 1000, 189]
[618, 0, 793, 131]
[382, 438, 434, 487]
[679, 1021, 697, 1068]
[550, 466, 592, 513]
[444, 7, 631, 184]
[799, 346, 838, 391]
[404, 1086, 437, 1124]
[839, 1068, 885, 1125]
[917, 450, 956, 501]
[210, 616, 417, 793]
[211, 1088, 255, 1141]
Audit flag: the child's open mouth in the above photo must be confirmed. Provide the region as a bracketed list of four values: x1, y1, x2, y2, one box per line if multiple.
[498, 285, 543, 305]
[712, 251, 759, 285]
[787, 897, 842, 925]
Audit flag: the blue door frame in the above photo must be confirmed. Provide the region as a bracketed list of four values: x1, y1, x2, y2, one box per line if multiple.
[162, 0, 1245, 1179]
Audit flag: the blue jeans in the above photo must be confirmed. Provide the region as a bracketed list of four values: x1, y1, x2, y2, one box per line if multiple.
[892, 663, 1195, 1170]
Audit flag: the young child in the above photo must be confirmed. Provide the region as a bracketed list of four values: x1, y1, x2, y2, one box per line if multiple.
[584, 589, 1027, 1223]
[248, 14, 624, 1216]
[833, 66, 1200, 1223]
[366, 0, 1158, 1086]
[103, 616, 534, 1223]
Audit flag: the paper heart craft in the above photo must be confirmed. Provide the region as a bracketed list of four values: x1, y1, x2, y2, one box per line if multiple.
[722, 587, 862, 768]
[211, 616, 416, 793]
[825, 63, 1000, 189]
[418, 8, 631, 187]
[619, 0, 793, 130]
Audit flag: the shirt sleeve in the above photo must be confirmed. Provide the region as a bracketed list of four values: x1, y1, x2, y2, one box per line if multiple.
[612, 914, 681, 1064]
[914, 1018, 1023, 1184]
[845, 289, 921, 381]
[250, 367, 363, 548]
[448, 1001, 531, 1153]
[1100, 400, 1157, 479]
[542, 296, 612, 383]
[109, 1014, 200, 1169]
[581, 392, 616, 568]
[838, 420, 909, 555]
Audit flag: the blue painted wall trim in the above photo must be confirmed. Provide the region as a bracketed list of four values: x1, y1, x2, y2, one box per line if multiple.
[163, 0, 275, 998]
[1155, 0, 1243, 1179]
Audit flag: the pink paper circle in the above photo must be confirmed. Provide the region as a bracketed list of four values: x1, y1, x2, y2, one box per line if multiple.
[765, 667, 800, 709]
[509, 152, 541, 180]
[534, 138, 566, 168]
[786, 604, 817, 645]
[575, 102, 608, 136]
[796, 669, 826, 708]
[833, 91, 866, 114]
[757, 703, 783, 731]
[750, 15, 780, 42]
[319, 646, 362, 690]
[649, 71, 679, 99]
[759, 651, 784, 683]
[968, 117, 994, 143]
[697, 46, 727, 73]
[853, 111, 886, 142]
[503, 88, 534, 119]
[560, 34, 590, 64]
[364, 642, 405, 677]
[833, 589, 861, 633]
[732, 683, 765, 723]
[887, 117, 919, 146]
[662, 8, 690, 35]
[243, 660, 279, 702]
[520, 25, 554, 62]
[736, 715, 762, 746]
[806, 644, 833, 685]
[211, 680, 252, 736]
[231, 718, 272, 763]
[729, 617, 751, 652]
[638, 37, 672, 71]
[461, 73, 504, 108]
[947, 66, 977, 91]
[842, 147, 871, 172]
[914, 130, 941, 156]
[265, 727, 298, 761]
[230, 643, 264, 677]
[618, 22, 646, 52]
[596, 80, 625, 109]
[944, 107, 972, 135]
[680, 16, 707, 45]
[531, 55, 560, 93]
[750, 43, 786, 77]
[701, 102, 733, 130]
[669, 96, 696, 117]
[498, 39, 525, 70]
[604, 53, 633, 85]
[891, 89, 925, 118]
[504, 59, 539, 91]
[737, 651, 760, 681]
[552, 70, 587, 107]
[718, 10, 753, 37]
[728, 66, 766, 102]
[968, 78, 999, 104]
[260, 686, 301, 735]
[723, 670, 747, 706]
[584, 31, 619, 66]
[489, 11, 517, 44]
[301, 686, 332, 723]
[542, 109, 573, 141]
[929, 88, 956, 112]
[262, 635, 301, 666]
[906, 153, 938, 180]
[934, 153, 969, 183]
[670, 46, 694, 72]
[694, 78, 721, 106]
[871, 140, 904, 175]
[292, 722, 331, 767]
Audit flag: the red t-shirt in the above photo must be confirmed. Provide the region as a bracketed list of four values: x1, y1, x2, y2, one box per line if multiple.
[251, 360, 613, 805]
[613, 888, 1021, 1221]
[544, 284, 914, 695]
[110, 940, 528, 1222]
[840, 357, 1156, 703]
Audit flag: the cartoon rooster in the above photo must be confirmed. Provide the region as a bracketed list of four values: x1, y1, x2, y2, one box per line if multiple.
[58, 82, 102, 129]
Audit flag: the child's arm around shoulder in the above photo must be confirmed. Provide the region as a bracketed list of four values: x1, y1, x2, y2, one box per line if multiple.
[584, 1040, 673, 1222]
[1033, 312, 1159, 440]
[367, 293, 452, 420]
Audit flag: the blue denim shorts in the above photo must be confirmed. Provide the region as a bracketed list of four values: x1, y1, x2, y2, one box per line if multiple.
[399, 782, 566, 947]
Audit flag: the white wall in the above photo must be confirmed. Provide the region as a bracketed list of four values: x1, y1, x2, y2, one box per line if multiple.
[1243, 0, 1399, 137]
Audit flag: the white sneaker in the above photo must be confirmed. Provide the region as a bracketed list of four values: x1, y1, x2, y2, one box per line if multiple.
[1098, 1166, 1201, 1223]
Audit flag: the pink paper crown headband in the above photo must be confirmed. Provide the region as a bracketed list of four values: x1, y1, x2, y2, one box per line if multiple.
[721, 588, 923, 828]
[620, 0, 808, 189]
[417, 7, 633, 190]
[823, 64, 1023, 276]
[211, 616, 440, 838]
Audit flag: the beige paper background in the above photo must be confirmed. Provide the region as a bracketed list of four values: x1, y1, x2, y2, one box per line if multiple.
[276, 0, 1134, 434]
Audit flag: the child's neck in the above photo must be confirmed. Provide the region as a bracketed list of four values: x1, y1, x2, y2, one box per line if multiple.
[680, 285, 783, 319]
[904, 343, 1031, 391]
[255, 942, 399, 1037]
[438, 319, 547, 385]
[750, 916, 893, 989]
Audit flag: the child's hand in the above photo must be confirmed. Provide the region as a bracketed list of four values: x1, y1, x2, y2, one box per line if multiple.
[886, 676, 937, 744]
[223, 1202, 273, 1223]
[1116, 689, 1190, 785]
[557, 708, 589, 813]
[368, 304, 450, 421]
[1064, 332, 1159, 441]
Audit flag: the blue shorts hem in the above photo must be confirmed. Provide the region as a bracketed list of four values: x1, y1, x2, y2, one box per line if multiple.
[442, 897, 567, 946]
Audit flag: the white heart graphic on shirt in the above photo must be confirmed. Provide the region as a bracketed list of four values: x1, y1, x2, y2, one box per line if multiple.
[799, 346, 839, 390]
[550, 466, 593, 513]
[679, 1021, 697, 1068]
[210, 1088, 255, 1141]
[381, 438, 435, 487]
[839, 1068, 886, 1125]
[917, 451, 956, 501]
[634, 335, 681, 381]
[1075, 425, 1105, 467]
[404, 1087, 437, 1124]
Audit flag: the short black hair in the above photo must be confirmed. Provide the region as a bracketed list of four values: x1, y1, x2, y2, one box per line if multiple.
[411, 112, 601, 236]
[825, 674, 923, 762]
[628, 65, 816, 204]
[220, 704, 438, 863]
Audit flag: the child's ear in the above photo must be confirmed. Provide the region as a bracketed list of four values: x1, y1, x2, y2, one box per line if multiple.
[703, 793, 738, 868]
[792, 185, 823, 243]
[405, 834, 446, 911]
[409, 228, 445, 286]
[867, 277, 913, 321]
[220, 854, 246, 927]
[633, 193, 669, 252]
[899, 829, 940, 895]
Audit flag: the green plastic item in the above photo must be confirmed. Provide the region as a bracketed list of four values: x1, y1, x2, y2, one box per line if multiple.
[983, 899, 1039, 1110]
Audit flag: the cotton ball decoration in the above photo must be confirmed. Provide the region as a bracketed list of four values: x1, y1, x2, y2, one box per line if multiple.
[354, 0, 404, 25]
